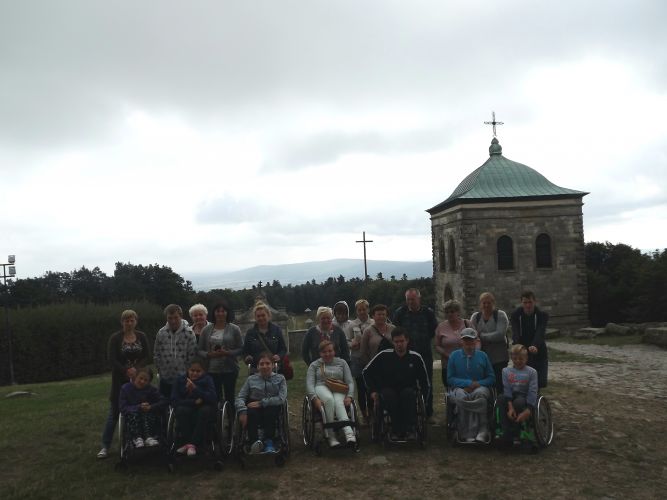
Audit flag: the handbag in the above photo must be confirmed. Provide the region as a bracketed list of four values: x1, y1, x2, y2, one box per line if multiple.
[320, 364, 349, 394]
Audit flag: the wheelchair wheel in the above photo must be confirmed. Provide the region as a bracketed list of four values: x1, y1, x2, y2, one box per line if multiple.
[166, 408, 176, 454]
[118, 413, 127, 462]
[301, 396, 314, 448]
[218, 401, 234, 456]
[348, 399, 361, 446]
[415, 393, 427, 447]
[281, 402, 291, 458]
[534, 396, 554, 447]
[370, 400, 382, 443]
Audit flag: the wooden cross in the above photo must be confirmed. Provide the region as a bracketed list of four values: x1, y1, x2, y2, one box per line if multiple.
[355, 231, 373, 282]
[484, 111, 504, 137]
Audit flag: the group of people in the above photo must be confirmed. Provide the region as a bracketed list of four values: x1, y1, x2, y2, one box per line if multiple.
[97, 287, 549, 458]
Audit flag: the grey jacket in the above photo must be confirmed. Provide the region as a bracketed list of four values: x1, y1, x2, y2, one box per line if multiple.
[470, 309, 510, 364]
[235, 372, 287, 414]
[306, 357, 355, 399]
[198, 323, 243, 373]
[153, 320, 197, 383]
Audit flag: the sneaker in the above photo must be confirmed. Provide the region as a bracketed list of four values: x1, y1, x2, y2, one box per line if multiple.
[96, 447, 108, 459]
[133, 437, 144, 448]
[187, 445, 197, 457]
[328, 436, 341, 448]
[176, 444, 190, 454]
[250, 440, 264, 454]
[263, 439, 275, 453]
[345, 433, 357, 445]
[465, 437, 477, 443]
[475, 431, 490, 443]
[145, 437, 159, 447]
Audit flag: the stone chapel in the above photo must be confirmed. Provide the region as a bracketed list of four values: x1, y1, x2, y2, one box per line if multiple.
[427, 136, 589, 333]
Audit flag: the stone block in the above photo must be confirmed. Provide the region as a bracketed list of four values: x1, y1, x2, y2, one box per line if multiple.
[603, 323, 633, 336]
[573, 327, 605, 339]
[642, 327, 667, 348]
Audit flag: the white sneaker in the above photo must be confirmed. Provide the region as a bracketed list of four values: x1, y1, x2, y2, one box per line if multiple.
[133, 437, 145, 448]
[145, 437, 159, 447]
[176, 444, 189, 454]
[345, 434, 357, 445]
[250, 440, 264, 454]
[187, 445, 196, 457]
[475, 431, 490, 443]
[328, 436, 341, 447]
[96, 447, 108, 459]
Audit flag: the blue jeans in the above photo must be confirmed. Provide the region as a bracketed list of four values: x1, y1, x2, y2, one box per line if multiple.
[101, 403, 118, 448]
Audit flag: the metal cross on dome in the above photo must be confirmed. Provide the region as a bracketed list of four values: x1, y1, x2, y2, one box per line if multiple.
[484, 111, 504, 137]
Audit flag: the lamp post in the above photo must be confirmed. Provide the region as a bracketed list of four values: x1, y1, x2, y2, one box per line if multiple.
[1, 255, 16, 385]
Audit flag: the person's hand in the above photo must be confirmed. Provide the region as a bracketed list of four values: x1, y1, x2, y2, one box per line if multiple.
[344, 396, 352, 407]
[516, 409, 531, 423]
[219, 348, 230, 357]
[507, 407, 517, 421]
[239, 413, 247, 427]
[312, 398, 322, 411]
[126, 367, 137, 379]
[370, 392, 379, 402]
[350, 339, 360, 350]
[186, 378, 195, 392]
[244, 355, 253, 365]
[528, 345, 538, 354]
[140, 402, 150, 412]
[470, 380, 480, 390]
[272, 354, 281, 362]
[247, 401, 262, 409]
[195, 398, 203, 406]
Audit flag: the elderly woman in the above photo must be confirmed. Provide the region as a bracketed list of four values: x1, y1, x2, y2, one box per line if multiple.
[97, 309, 151, 459]
[470, 292, 509, 392]
[236, 351, 288, 454]
[359, 304, 395, 366]
[243, 301, 287, 369]
[435, 300, 477, 387]
[189, 303, 210, 342]
[307, 340, 356, 447]
[198, 300, 243, 405]
[302, 306, 350, 366]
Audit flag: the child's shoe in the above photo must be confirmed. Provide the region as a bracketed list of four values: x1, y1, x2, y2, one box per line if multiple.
[96, 447, 108, 459]
[187, 445, 197, 457]
[133, 437, 145, 448]
[145, 437, 159, 447]
[176, 444, 190, 454]
[263, 439, 275, 453]
[250, 440, 263, 454]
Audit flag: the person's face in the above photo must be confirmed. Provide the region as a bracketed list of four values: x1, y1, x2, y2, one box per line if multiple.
[480, 298, 494, 316]
[334, 308, 348, 324]
[255, 309, 269, 327]
[511, 351, 528, 369]
[320, 344, 335, 363]
[373, 309, 387, 325]
[167, 312, 182, 331]
[356, 303, 369, 321]
[188, 364, 204, 381]
[406, 291, 421, 311]
[121, 315, 137, 332]
[258, 357, 273, 376]
[521, 297, 536, 315]
[134, 373, 150, 389]
[393, 335, 408, 356]
[214, 307, 227, 324]
[191, 310, 207, 326]
[445, 308, 460, 323]
[319, 313, 333, 330]
[462, 337, 477, 355]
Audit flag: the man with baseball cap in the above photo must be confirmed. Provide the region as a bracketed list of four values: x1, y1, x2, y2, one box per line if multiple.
[446, 328, 495, 443]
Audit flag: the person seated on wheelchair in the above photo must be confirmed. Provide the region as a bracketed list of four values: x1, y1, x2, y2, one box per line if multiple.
[119, 368, 168, 449]
[236, 351, 287, 454]
[447, 328, 495, 443]
[499, 344, 538, 446]
[306, 340, 356, 448]
[171, 358, 217, 457]
[362, 327, 430, 441]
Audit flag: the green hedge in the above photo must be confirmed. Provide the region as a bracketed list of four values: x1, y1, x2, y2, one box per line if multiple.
[0, 302, 166, 385]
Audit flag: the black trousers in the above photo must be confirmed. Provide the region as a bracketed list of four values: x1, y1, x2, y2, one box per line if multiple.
[247, 405, 281, 442]
[381, 387, 416, 435]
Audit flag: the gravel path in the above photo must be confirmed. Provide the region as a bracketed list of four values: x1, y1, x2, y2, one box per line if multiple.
[548, 341, 667, 401]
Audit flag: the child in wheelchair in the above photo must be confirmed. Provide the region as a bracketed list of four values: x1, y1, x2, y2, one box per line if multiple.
[119, 368, 168, 449]
[498, 344, 538, 447]
[171, 358, 217, 457]
[236, 351, 288, 454]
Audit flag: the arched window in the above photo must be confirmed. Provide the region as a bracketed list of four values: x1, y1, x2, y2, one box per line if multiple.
[438, 239, 446, 271]
[536, 233, 552, 268]
[444, 283, 454, 302]
[448, 236, 456, 272]
[497, 235, 514, 270]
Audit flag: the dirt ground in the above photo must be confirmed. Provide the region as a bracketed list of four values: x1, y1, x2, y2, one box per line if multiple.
[214, 342, 667, 500]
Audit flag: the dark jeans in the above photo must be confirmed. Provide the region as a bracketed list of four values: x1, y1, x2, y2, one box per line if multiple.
[126, 412, 159, 440]
[499, 394, 529, 441]
[381, 386, 416, 435]
[246, 405, 281, 442]
[159, 379, 173, 399]
[528, 350, 548, 388]
[101, 402, 119, 448]
[210, 371, 238, 407]
[174, 404, 214, 447]
[355, 375, 368, 416]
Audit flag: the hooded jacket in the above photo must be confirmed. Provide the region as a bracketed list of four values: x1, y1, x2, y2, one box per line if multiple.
[153, 319, 198, 384]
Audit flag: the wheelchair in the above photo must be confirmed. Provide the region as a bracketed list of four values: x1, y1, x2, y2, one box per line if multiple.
[115, 409, 169, 471]
[445, 386, 497, 446]
[232, 402, 291, 467]
[369, 387, 427, 447]
[301, 395, 360, 455]
[493, 393, 554, 451]
[165, 400, 233, 472]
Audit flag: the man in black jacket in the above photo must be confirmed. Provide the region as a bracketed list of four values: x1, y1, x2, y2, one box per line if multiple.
[510, 290, 549, 388]
[363, 328, 430, 440]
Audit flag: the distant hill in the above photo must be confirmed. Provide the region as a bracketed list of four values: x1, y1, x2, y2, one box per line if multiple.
[187, 259, 432, 291]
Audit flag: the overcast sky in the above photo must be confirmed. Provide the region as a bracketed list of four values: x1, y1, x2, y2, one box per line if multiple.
[1, 0, 666, 280]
